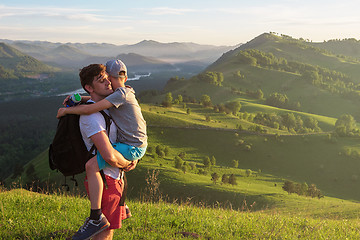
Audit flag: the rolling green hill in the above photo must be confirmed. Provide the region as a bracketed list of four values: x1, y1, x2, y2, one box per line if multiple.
[0, 42, 56, 77]
[159, 33, 360, 120]
[312, 38, 360, 60]
[5, 33, 360, 238]
[10, 102, 360, 209]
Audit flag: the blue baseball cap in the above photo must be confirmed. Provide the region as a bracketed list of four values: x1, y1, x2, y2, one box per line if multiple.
[106, 59, 127, 78]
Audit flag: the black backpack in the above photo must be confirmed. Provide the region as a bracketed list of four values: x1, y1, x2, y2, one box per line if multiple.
[49, 109, 111, 189]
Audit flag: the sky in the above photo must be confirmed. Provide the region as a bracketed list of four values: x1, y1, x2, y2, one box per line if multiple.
[1, 0, 360, 46]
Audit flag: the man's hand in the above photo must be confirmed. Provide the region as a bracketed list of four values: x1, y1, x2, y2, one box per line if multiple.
[57, 108, 67, 119]
[123, 159, 138, 172]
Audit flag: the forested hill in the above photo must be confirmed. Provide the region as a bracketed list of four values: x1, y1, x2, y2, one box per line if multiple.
[311, 38, 360, 60]
[209, 32, 360, 79]
[0, 42, 57, 78]
[161, 32, 360, 120]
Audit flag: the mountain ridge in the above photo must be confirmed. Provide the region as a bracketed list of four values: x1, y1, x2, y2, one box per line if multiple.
[0, 42, 56, 77]
[2, 38, 236, 66]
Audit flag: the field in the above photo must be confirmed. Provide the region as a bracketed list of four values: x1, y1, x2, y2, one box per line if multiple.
[13, 103, 360, 210]
[6, 33, 360, 239]
[2, 188, 360, 239]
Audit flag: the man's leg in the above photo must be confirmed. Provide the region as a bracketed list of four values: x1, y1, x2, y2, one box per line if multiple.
[93, 229, 114, 240]
[86, 156, 103, 211]
[72, 156, 110, 240]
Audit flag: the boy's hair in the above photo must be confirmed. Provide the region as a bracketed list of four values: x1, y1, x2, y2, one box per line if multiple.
[79, 64, 106, 93]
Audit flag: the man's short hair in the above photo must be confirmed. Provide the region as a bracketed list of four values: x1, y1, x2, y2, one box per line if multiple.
[79, 64, 106, 93]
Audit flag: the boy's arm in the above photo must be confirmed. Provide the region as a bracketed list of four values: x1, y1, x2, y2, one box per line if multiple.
[57, 99, 113, 118]
[80, 95, 91, 103]
[90, 130, 131, 168]
[123, 159, 138, 172]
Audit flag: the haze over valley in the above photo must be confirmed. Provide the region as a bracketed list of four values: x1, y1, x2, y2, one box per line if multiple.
[4, 32, 360, 238]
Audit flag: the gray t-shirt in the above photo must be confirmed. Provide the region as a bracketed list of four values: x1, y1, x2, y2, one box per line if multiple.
[106, 86, 147, 147]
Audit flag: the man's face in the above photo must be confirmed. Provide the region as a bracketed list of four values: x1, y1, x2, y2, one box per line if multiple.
[91, 72, 113, 97]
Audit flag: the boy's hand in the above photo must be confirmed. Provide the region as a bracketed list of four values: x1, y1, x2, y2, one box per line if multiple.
[124, 159, 138, 172]
[56, 108, 67, 119]
[62, 95, 71, 107]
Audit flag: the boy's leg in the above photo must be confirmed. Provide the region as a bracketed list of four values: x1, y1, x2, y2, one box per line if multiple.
[85, 156, 103, 213]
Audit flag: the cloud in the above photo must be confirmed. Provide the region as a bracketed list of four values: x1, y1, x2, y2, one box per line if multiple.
[0, 5, 123, 23]
[146, 7, 197, 15]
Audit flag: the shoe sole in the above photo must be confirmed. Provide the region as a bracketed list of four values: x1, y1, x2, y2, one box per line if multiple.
[82, 223, 110, 240]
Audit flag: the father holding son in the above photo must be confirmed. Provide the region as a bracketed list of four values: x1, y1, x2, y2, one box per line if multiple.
[57, 60, 147, 240]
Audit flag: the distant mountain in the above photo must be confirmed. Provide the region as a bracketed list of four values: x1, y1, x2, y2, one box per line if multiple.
[0, 42, 56, 78]
[45, 44, 96, 68]
[2, 39, 236, 67]
[117, 40, 235, 63]
[115, 53, 176, 72]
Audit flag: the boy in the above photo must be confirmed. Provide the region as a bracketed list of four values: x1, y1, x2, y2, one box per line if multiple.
[57, 60, 147, 239]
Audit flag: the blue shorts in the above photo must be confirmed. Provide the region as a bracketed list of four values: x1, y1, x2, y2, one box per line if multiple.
[97, 142, 147, 170]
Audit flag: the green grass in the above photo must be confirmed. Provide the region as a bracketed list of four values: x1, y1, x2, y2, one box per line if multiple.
[22, 125, 360, 207]
[2, 188, 360, 239]
[7, 106, 360, 239]
[13, 102, 360, 209]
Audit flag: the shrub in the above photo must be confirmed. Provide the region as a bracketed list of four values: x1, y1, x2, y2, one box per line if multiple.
[232, 160, 239, 168]
[221, 174, 229, 184]
[211, 172, 219, 184]
[203, 156, 211, 168]
[229, 174, 237, 185]
[174, 156, 183, 169]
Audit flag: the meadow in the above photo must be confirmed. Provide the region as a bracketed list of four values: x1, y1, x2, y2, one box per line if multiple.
[14, 102, 360, 204]
[5, 32, 360, 239]
[2, 187, 360, 239]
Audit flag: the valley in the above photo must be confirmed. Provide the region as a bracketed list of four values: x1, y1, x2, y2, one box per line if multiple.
[3, 33, 360, 238]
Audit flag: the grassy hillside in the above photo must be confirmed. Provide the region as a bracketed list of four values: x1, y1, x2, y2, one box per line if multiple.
[11, 103, 360, 208]
[0, 42, 57, 77]
[159, 33, 360, 121]
[311, 38, 360, 60]
[2, 188, 360, 239]
[5, 33, 360, 239]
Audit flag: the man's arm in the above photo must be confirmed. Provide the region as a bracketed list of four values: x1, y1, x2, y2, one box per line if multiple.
[57, 99, 113, 118]
[90, 130, 131, 168]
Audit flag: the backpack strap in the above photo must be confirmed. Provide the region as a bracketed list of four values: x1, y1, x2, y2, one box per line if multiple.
[99, 110, 111, 134]
[119, 171, 127, 206]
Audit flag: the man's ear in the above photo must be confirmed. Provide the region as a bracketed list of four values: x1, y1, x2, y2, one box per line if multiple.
[85, 84, 94, 93]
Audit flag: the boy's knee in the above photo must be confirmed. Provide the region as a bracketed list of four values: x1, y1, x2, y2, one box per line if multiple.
[85, 158, 99, 172]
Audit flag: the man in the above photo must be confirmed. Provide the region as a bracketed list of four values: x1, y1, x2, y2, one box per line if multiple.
[57, 60, 147, 240]
[72, 64, 136, 240]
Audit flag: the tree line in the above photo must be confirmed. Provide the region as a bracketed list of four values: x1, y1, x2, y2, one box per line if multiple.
[235, 49, 360, 101]
[161, 92, 321, 134]
[282, 180, 323, 199]
[0, 96, 62, 182]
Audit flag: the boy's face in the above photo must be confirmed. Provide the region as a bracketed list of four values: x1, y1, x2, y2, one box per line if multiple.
[90, 71, 113, 97]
